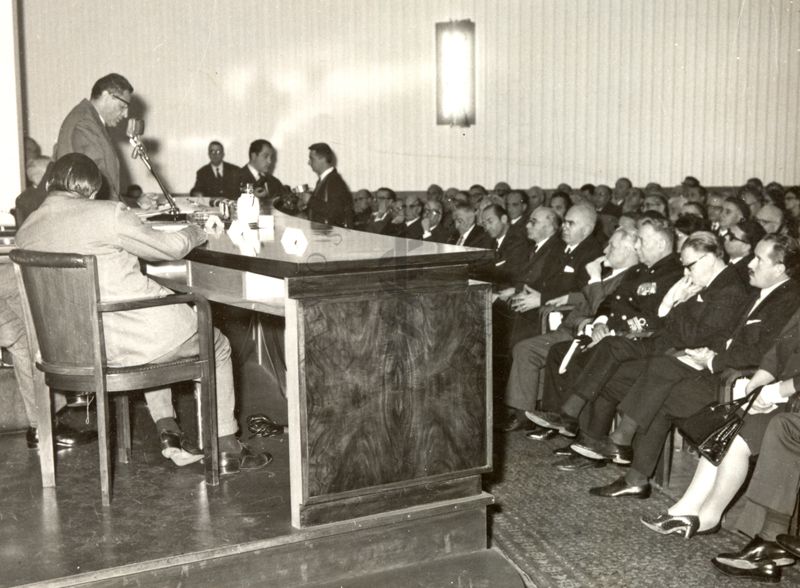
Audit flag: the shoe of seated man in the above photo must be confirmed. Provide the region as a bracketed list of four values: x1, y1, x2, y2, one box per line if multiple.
[220, 441, 273, 475]
[26, 422, 97, 450]
[160, 430, 204, 466]
[524, 410, 578, 437]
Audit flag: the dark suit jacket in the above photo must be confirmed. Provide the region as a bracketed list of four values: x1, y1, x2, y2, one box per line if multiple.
[449, 224, 493, 249]
[513, 234, 565, 291]
[55, 99, 120, 201]
[507, 217, 529, 241]
[422, 222, 454, 244]
[365, 213, 405, 237]
[352, 210, 373, 231]
[404, 217, 424, 240]
[307, 168, 354, 228]
[539, 236, 604, 303]
[239, 166, 286, 202]
[490, 230, 530, 287]
[655, 265, 750, 353]
[15, 185, 48, 227]
[598, 254, 683, 333]
[193, 162, 241, 200]
[760, 307, 800, 389]
[710, 279, 800, 373]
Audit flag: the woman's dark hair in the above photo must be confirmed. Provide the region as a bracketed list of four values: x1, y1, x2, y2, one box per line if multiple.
[46, 153, 103, 198]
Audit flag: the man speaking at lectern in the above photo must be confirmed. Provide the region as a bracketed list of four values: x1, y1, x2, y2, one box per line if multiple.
[55, 73, 133, 202]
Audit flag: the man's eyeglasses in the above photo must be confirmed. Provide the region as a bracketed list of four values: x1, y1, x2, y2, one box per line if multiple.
[111, 94, 130, 108]
[682, 253, 708, 270]
[723, 232, 749, 245]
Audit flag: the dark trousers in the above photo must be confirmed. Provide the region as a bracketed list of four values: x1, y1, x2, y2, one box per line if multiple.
[571, 336, 662, 403]
[737, 413, 800, 537]
[629, 375, 718, 478]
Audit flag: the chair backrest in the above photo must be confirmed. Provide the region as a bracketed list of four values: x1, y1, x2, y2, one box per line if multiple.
[10, 249, 105, 372]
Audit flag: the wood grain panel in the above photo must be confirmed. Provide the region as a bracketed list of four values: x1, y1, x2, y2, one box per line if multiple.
[299, 284, 489, 499]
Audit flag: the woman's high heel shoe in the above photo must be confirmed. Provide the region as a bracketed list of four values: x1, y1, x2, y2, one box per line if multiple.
[640, 513, 700, 539]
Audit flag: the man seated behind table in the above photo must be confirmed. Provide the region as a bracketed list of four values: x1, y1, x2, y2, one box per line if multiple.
[351, 189, 373, 231]
[365, 187, 403, 237]
[240, 139, 285, 207]
[448, 202, 493, 248]
[403, 195, 424, 240]
[504, 189, 530, 240]
[502, 204, 604, 346]
[16, 153, 271, 474]
[421, 198, 454, 244]
[192, 140, 241, 201]
[500, 220, 682, 433]
[527, 231, 750, 469]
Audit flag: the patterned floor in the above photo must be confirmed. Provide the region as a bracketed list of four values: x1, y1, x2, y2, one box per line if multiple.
[487, 430, 800, 587]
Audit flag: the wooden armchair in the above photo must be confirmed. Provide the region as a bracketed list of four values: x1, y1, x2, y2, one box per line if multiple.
[10, 249, 219, 505]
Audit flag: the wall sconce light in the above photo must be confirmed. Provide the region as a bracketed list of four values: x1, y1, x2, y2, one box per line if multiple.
[436, 19, 475, 127]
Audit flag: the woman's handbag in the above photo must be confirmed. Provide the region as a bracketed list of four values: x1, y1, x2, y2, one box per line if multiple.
[677, 387, 762, 466]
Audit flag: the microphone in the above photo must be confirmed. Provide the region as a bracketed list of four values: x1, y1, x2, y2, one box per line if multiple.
[126, 118, 144, 139]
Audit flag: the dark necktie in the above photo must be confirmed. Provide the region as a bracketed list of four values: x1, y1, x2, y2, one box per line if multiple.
[600, 266, 613, 280]
[215, 167, 221, 179]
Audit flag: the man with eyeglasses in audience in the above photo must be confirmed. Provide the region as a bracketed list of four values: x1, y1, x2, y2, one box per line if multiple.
[724, 220, 766, 288]
[55, 73, 134, 203]
[366, 187, 402, 237]
[756, 203, 785, 236]
[421, 199, 453, 243]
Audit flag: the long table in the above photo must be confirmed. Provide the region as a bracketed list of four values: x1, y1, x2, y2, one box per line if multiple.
[148, 209, 496, 529]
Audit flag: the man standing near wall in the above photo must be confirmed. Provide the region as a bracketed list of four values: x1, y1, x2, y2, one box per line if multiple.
[55, 73, 133, 202]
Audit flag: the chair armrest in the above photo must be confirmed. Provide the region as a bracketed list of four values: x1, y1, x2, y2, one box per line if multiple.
[98, 294, 199, 313]
[718, 368, 756, 403]
[539, 304, 575, 333]
[99, 292, 215, 365]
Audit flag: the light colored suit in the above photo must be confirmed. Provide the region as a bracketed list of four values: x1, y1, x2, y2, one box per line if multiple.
[55, 99, 121, 201]
[16, 193, 199, 365]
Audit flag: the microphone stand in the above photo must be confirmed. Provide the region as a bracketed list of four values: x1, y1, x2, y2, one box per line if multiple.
[127, 134, 185, 220]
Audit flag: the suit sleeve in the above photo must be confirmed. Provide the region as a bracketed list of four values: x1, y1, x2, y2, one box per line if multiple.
[665, 281, 749, 351]
[113, 205, 206, 261]
[712, 293, 800, 373]
[71, 124, 108, 180]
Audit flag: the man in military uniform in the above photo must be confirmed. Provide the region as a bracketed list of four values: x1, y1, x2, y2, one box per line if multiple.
[501, 220, 682, 433]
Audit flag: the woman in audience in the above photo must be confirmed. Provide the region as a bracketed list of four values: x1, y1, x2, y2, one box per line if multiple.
[548, 190, 571, 219]
[640, 312, 800, 539]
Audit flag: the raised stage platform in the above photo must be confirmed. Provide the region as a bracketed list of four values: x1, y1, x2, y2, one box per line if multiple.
[0, 399, 521, 587]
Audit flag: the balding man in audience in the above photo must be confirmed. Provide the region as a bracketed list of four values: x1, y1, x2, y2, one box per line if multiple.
[504, 189, 530, 239]
[584, 234, 800, 497]
[506, 204, 604, 344]
[613, 177, 632, 208]
[756, 203, 784, 235]
[192, 141, 241, 201]
[449, 203, 493, 248]
[403, 195, 424, 239]
[426, 184, 444, 203]
[421, 199, 453, 243]
[528, 232, 749, 450]
[527, 186, 546, 212]
[500, 224, 675, 432]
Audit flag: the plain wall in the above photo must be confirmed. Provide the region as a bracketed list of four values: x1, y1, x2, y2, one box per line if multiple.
[18, 0, 800, 197]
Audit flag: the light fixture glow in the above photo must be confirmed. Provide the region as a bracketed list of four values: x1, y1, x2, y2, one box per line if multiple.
[436, 20, 475, 127]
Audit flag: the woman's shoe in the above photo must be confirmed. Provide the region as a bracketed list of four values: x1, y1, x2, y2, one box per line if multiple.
[640, 513, 700, 539]
[696, 521, 722, 536]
